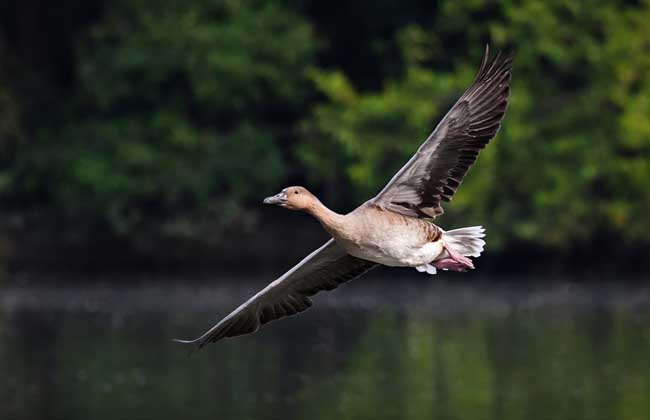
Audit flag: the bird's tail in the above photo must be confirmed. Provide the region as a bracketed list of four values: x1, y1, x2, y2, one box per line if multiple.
[443, 226, 486, 257]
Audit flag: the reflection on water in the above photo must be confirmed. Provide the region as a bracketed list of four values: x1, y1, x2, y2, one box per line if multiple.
[1, 277, 650, 420]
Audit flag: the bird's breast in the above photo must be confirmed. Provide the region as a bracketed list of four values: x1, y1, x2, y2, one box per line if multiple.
[333, 210, 443, 267]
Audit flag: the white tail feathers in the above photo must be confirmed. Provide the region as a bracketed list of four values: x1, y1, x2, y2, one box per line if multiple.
[443, 226, 486, 258]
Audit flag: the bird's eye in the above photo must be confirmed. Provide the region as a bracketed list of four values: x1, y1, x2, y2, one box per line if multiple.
[295, 190, 299, 194]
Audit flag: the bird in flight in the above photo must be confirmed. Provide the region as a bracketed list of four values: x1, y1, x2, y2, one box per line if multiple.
[176, 46, 512, 350]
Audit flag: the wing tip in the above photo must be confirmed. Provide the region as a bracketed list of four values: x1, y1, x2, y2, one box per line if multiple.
[173, 337, 203, 356]
[476, 44, 514, 82]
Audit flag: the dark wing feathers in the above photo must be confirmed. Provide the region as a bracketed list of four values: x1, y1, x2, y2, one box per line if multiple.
[373, 46, 512, 218]
[175, 239, 376, 349]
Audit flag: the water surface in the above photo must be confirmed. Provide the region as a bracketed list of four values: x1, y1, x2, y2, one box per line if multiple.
[1, 276, 649, 419]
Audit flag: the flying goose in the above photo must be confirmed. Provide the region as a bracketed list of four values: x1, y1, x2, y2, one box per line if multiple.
[176, 46, 512, 349]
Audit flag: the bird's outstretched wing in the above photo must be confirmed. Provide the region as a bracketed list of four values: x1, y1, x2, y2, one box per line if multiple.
[175, 239, 377, 349]
[372, 45, 512, 218]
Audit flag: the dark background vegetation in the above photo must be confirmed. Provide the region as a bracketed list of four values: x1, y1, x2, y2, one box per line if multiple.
[1, 0, 649, 273]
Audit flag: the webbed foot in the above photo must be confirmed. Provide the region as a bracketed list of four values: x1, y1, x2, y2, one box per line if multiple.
[432, 243, 475, 272]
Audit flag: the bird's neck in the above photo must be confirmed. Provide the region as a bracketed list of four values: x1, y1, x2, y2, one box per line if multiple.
[306, 199, 347, 237]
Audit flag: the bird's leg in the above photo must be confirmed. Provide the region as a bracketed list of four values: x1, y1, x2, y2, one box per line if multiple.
[431, 243, 474, 272]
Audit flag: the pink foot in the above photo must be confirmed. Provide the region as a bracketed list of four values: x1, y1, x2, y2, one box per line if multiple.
[432, 244, 475, 272]
[432, 258, 471, 272]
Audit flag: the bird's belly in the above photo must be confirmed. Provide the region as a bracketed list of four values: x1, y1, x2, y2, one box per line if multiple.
[337, 235, 444, 267]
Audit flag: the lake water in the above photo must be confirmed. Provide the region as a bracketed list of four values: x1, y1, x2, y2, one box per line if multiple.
[1, 275, 650, 420]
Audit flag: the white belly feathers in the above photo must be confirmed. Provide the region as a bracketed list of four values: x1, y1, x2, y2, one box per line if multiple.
[340, 234, 443, 267]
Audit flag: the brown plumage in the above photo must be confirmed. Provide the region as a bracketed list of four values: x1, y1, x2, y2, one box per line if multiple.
[176, 46, 511, 349]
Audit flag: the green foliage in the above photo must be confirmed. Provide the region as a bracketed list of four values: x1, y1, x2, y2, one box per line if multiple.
[4, 0, 314, 240]
[300, 1, 650, 248]
[1, 0, 649, 252]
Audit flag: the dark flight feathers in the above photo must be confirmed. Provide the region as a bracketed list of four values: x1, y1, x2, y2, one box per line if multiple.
[372, 45, 512, 218]
[175, 239, 376, 349]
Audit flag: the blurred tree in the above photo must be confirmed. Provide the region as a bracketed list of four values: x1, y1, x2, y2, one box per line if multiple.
[0, 84, 20, 199]
[1, 0, 649, 260]
[3, 0, 315, 244]
[300, 0, 650, 249]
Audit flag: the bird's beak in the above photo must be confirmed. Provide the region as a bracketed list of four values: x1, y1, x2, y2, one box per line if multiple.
[263, 191, 287, 205]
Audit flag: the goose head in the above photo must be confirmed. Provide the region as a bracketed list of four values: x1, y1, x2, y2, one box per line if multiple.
[264, 186, 318, 211]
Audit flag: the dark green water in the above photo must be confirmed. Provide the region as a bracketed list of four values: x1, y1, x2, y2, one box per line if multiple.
[1, 277, 650, 420]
